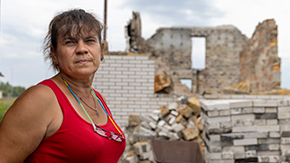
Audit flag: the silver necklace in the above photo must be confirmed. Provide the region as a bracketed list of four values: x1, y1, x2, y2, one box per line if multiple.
[73, 91, 99, 117]
[60, 75, 99, 117]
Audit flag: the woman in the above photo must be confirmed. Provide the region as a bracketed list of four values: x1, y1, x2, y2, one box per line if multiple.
[0, 9, 126, 163]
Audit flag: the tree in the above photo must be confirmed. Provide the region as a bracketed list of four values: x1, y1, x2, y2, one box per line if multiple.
[0, 82, 26, 97]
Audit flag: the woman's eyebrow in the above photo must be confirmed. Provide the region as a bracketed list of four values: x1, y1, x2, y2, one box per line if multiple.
[85, 36, 98, 39]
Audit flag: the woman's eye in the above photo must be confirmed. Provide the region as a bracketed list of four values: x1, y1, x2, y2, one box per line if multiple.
[65, 41, 74, 44]
[86, 39, 95, 42]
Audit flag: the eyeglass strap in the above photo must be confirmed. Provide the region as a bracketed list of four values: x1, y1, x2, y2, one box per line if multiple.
[91, 88, 122, 134]
[63, 80, 96, 130]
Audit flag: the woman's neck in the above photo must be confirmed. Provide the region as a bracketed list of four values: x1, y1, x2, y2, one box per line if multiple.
[58, 72, 94, 97]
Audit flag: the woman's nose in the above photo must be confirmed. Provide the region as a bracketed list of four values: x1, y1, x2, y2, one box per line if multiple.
[75, 40, 88, 55]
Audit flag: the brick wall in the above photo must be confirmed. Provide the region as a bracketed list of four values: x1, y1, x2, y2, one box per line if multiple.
[93, 55, 175, 127]
[240, 19, 281, 92]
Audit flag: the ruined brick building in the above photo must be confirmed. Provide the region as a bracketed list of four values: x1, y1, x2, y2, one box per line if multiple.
[125, 12, 281, 94]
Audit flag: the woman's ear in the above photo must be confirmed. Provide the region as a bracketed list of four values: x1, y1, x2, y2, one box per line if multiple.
[50, 47, 58, 64]
[100, 42, 105, 61]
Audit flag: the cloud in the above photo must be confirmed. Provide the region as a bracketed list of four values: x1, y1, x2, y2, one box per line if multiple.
[122, 0, 225, 26]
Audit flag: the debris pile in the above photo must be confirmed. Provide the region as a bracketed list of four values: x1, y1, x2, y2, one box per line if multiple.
[120, 96, 204, 163]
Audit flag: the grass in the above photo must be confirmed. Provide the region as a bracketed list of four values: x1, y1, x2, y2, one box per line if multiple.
[0, 98, 16, 122]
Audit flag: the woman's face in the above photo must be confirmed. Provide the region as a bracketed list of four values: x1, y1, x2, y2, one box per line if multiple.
[53, 29, 103, 79]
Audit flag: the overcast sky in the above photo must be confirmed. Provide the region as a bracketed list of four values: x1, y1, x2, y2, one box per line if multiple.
[0, 0, 290, 89]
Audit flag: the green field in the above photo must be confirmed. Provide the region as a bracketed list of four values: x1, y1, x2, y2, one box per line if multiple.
[0, 99, 15, 122]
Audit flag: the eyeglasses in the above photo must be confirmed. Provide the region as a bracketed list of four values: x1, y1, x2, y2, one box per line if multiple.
[94, 124, 125, 142]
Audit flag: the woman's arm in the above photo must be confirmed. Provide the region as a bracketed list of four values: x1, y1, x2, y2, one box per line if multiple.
[0, 85, 59, 163]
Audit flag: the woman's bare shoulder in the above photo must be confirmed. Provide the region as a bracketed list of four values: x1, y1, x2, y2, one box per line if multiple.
[16, 84, 56, 103]
[0, 84, 60, 162]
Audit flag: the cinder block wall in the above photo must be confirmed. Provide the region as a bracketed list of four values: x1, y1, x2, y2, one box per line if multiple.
[93, 55, 175, 127]
[200, 94, 290, 162]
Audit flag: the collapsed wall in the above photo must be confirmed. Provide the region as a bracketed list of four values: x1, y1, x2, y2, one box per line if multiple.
[240, 19, 281, 92]
[125, 12, 282, 94]
[146, 26, 247, 94]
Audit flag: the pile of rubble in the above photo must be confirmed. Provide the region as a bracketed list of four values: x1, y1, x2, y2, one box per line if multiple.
[120, 96, 204, 163]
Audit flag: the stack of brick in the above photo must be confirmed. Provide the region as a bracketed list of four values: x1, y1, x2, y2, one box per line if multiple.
[200, 99, 290, 163]
[120, 96, 204, 163]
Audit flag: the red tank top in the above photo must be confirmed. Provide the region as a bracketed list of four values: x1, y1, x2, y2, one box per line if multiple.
[24, 79, 126, 163]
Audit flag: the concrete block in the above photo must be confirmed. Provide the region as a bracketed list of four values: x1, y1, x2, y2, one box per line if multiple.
[168, 115, 176, 125]
[205, 121, 220, 130]
[269, 144, 280, 150]
[123, 156, 138, 163]
[267, 119, 278, 125]
[232, 126, 256, 133]
[231, 108, 243, 115]
[278, 106, 290, 119]
[265, 107, 277, 113]
[258, 156, 281, 163]
[269, 132, 281, 138]
[157, 105, 170, 117]
[169, 132, 180, 140]
[170, 110, 179, 117]
[149, 122, 157, 130]
[128, 114, 141, 127]
[168, 102, 178, 110]
[176, 95, 188, 104]
[281, 145, 290, 156]
[208, 152, 222, 159]
[253, 107, 265, 113]
[208, 110, 219, 117]
[140, 115, 153, 123]
[254, 119, 266, 126]
[161, 125, 171, 133]
[255, 113, 277, 119]
[278, 99, 289, 106]
[257, 150, 280, 156]
[172, 123, 185, 132]
[282, 131, 290, 137]
[253, 100, 278, 107]
[199, 100, 230, 111]
[258, 138, 280, 144]
[140, 121, 151, 130]
[133, 141, 151, 155]
[182, 127, 199, 141]
[204, 115, 231, 124]
[183, 106, 193, 118]
[222, 151, 234, 159]
[231, 114, 255, 127]
[222, 146, 245, 157]
[280, 119, 290, 125]
[221, 133, 244, 141]
[233, 138, 257, 146]
[220, 121, 232, 128]
[229, 100, 252, 108]
[245, 150, 256, 158]
[282, 138, 290, 144]
[244, 95, 258, 99]
[219, 109, 230, 116]
[256, 125, 279, 132]
[157, 120, 166, 127]
[257, 95, 272, 99]
[158, 131, 168, 137]
[281, 125, 290, 132]
[243, 107, 253, 113]
[150, 111, 160, 121]
[208, 134, 221, 141]
[186, 119, 196, 128]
